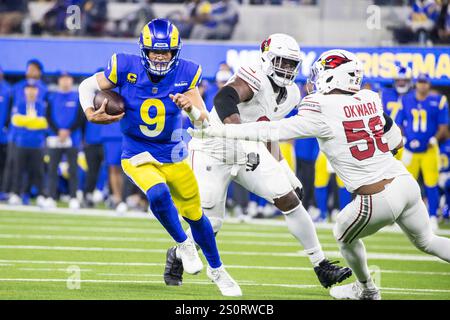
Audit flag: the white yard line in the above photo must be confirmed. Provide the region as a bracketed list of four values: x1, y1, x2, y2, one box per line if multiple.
[1, 204, 449, 236]
[0, 233, 420, 251]
[18, 267, 93, 272]
[0, 245, 446, 262]
[1, 259, 448, 276]
[0, 277, 447, 296]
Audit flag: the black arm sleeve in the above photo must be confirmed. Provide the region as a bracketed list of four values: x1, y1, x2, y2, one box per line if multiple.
[69, 105, 86, 131]
[214, 85, 241, 122]
[383, 112, 393, 133]
[46, 102, 59, 133]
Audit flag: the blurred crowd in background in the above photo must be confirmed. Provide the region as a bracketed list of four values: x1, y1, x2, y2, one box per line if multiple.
[0, 58, 449, 230]
[0, 0, 448, 44]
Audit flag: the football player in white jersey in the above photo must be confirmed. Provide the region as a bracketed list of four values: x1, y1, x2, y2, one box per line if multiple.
[189, 49, 450, 300]
[164, 34, 352, 289]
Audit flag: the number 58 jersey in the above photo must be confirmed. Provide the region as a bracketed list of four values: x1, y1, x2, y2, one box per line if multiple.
[104, 53, 202, 163]
[298, 89, 409, 192]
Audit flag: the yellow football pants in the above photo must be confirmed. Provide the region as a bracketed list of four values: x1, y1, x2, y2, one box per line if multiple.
[402, 144, 440, 187]
[122, 159, 203, 221]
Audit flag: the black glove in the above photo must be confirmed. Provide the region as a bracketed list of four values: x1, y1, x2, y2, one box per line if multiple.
[294, 186, 304, 201]
[245, 152, 260, 171]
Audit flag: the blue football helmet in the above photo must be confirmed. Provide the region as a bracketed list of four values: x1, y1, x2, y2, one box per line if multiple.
[139, 19, 182, 76]
[394, 63, 412, 94]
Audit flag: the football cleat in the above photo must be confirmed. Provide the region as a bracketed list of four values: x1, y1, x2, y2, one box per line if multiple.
[314, 259, 352, 288]
[330, 282, 381, 300]
[207, 265, 242, 297]
[176, 238, 203, 275]
[164, 246, 184, 286]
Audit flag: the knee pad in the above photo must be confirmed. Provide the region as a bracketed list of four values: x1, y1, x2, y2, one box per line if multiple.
[146, 183, 173, 215]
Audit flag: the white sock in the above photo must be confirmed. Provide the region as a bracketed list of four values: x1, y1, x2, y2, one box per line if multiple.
[283, 204, 325, 266]
[339, 239, 371, 282]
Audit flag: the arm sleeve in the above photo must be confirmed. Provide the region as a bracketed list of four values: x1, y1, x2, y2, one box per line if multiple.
[79, 73, 101, 112]
[221, 110, 333, 142]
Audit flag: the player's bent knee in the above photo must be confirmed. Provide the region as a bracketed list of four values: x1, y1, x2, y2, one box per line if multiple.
[146, 183, 173, 214]
[274, 191, 300, 213]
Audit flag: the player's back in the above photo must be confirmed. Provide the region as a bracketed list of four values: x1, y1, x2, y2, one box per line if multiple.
[302, 89, 408, 192]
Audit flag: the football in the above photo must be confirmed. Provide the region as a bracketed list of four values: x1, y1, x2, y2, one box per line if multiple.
[93, 90, 125, 115]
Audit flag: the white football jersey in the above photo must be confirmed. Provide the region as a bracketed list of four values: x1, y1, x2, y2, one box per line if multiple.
[218, 89, 409, 192]
[189, 61, 301, 163]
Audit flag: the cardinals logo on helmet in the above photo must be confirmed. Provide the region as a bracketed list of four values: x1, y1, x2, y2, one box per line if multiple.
[321, 55, 351, 70]
[260, 38, 271, 52]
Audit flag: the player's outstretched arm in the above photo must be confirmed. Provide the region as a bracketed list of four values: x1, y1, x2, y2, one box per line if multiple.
[79, 72, 124, 124]
[189, 110, 332, 142]
[170, 87, 209, 128]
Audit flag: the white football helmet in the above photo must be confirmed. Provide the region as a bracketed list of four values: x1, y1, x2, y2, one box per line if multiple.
[309, 49, 363, 94]
[260, 33, 302, 87]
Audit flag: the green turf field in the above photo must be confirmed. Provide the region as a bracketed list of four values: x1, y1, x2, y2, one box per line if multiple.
[0, 208, 448, 300]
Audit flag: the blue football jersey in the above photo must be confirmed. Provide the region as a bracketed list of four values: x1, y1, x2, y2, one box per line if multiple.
[399, 91, 449, 153]
[103, 53, 202, 163]
[380, 87, 403, 125]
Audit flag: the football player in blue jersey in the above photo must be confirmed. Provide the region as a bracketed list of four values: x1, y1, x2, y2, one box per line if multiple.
[381, 65, 412, 124]
[380, 65, 412, 161]
[397, 73, 449, 230]
[79, 18, 241, 297]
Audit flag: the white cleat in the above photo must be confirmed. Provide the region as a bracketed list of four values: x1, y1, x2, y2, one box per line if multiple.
[330, 282, 381, 300]
[176, 238, 203, 275]
[69, 198, 80, 210]
[8, 193, 22, 206]
[36, 195, 46, 208]
[116, 202, 128, 214]
[207, 265, 242, 297]
[45, 197, 57, 209]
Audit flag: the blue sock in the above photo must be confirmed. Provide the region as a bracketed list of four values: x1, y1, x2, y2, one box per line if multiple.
[184, 215, 222, 268]
[425, 186, 439, 217]
[146, 183, 187, 243]
[315, 187, 328, 219]
[338, 187, 352, 210]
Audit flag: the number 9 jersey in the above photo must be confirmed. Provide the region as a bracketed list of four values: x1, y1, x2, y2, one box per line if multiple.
[104, 52, 202, 163]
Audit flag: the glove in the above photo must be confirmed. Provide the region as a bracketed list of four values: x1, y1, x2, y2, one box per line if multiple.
[280, 159, 304, 200]
[294, 187, 304, 201]
[245, 152, 260, 171]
